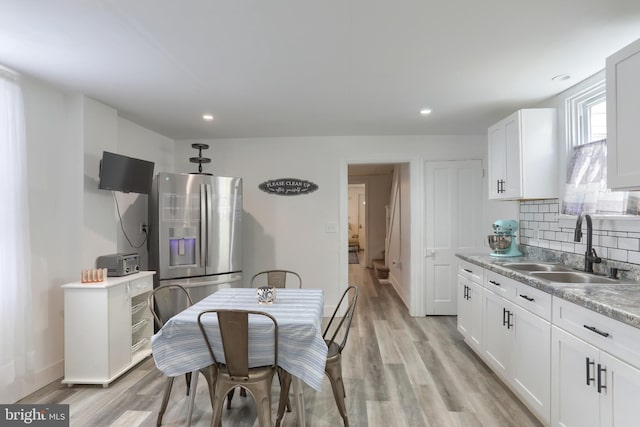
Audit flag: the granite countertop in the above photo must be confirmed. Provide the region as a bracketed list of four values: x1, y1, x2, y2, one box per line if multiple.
[456, 253, 640, 330]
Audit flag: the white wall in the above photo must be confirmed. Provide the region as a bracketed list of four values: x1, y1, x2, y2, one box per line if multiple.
[174, 135, 511, 314]
[115, 117, 175, 269]
[7, 75, 176, 403]
[16, 77, 83, 403]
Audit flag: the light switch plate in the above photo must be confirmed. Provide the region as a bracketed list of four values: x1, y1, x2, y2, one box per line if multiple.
[325, 222, 337, 233]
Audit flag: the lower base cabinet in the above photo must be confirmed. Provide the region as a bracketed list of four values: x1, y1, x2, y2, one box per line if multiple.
[457, 274, 483, 352]
[551, 326, 640, 427]
[482, 288, 551, 424]
[457, 260, 640, 427]
[511, 303, 551, 423]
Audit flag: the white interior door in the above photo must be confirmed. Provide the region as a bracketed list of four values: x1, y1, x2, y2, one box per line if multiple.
[425, 160, 483, 315]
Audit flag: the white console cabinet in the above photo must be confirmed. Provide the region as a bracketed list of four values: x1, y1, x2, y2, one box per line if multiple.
[62, 271, 155, 387]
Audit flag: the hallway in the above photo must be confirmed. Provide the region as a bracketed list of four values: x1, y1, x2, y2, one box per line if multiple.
[20, 258, 541, 426]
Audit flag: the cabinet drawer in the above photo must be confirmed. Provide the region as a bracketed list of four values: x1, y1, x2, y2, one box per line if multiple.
[513, 282, 552, 321]
[553, 298, 640, 369]
[130, 275, 153, 297]
[484, 270, 517, 302]
[459, 260, 483, 284]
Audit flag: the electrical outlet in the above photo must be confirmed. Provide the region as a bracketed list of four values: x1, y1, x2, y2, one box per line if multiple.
[140, 224, 148, 234]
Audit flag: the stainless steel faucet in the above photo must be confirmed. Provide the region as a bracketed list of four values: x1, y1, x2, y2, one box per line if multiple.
[574, 212, 602, 273]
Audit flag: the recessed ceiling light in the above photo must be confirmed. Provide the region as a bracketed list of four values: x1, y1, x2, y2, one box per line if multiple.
[552, 74, 571, 82]
[202, 114, 214, 121]
[420, 109, 432, 116]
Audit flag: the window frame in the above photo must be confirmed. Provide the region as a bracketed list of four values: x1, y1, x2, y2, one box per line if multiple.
[560, 76, 638, 219]
[566, 80, 606, 148]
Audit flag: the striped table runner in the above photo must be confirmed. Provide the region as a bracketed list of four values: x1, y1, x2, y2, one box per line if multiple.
[151, 288, 328, 391]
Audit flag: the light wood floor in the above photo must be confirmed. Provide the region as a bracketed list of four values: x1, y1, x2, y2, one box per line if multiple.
[21, 252, 542, 426]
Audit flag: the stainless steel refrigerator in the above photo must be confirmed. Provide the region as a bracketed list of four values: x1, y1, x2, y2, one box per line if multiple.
[148, 173, 243, 303]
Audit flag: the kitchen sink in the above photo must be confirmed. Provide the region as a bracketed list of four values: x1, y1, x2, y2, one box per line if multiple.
[502, 262, 573, 272]
[528, 271, 618, 284]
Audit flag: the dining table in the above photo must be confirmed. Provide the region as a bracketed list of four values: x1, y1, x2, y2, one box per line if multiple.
[151, 287, 328, 426]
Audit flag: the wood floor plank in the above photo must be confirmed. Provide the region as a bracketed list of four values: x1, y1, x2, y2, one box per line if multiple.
[366, 400, 410, 427]
[19, 252, 542, 426]
[373, 319, 404, 364]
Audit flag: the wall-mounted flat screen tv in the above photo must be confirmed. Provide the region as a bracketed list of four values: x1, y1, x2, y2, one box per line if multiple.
[98, 151, 155, 195]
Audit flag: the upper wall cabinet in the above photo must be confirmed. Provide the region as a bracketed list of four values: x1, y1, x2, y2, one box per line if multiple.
[606, 38, 640, 190]
[488, 108, 557, 200]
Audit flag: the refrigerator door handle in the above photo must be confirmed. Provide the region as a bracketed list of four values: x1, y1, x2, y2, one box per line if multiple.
[200, 183, 208, 269]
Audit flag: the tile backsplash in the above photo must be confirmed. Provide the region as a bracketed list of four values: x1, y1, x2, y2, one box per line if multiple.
[519, 199, 640, 280]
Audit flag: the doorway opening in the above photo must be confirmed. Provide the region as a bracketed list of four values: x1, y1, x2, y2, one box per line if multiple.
[347, 163, 405, 283]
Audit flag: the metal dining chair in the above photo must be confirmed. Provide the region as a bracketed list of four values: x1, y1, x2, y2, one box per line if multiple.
[225, 270, 301, 411]
[250, 270, 303, 289]
[148, 284, 203, 426]
[247, 269, 299, 411]
[276, 285, 359, 427]
[197, 309, 280, 427]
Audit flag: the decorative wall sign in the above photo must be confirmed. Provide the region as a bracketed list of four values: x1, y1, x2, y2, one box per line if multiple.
[258, 178, 319, 196]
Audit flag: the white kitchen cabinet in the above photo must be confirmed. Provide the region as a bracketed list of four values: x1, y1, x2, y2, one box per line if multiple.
[599, 351, 640, 427]
[457, 261, 484, 352]
[552, 298, 640, 427]
[511, 303, 551, 425]
[482, 287, 513, 376]
[62, 271, 155, 387]
[606, 38, 640, 190]
[551, 326, 640, 427]
[551, 326, 600, 426]
[482, 271, 551, 424]
[487, 108, 557, 200]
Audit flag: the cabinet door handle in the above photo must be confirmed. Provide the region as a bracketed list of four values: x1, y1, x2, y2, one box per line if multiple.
[501, 308, 514, 329]
[506, 311, 514, 329]
[497, 179, 505, 193]
[463, 268, 472, 273]
[497, 179, 501, 194]
[597, 364, 607, 393]
[488, 280, 501, 287]
[466, 285, 471, 300]
[586, 357, 595, 385]
[583, 324, 610, 338]
[519, 294, 534, 302]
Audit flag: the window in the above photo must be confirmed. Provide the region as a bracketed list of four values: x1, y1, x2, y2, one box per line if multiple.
[562, 80, 639, 216]
[567, 81, 606, 148]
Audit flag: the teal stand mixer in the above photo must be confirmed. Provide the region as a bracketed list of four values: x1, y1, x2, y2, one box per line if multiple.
[488, 219, 523, 257]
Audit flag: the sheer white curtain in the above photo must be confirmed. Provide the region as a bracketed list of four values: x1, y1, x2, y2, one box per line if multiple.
[0, 70, 35, 402]
[562, 140, 640, 215]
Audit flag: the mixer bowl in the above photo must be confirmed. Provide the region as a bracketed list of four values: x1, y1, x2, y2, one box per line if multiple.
[488, 235, 512, 252]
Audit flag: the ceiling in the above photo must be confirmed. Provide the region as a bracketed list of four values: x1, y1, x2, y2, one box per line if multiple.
[1, 1, 639, 140]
